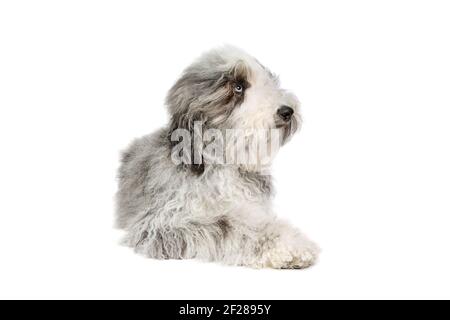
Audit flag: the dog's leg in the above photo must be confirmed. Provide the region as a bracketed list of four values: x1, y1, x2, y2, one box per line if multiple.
[123, 214, 234, 261]
[122, 206, 318, 268]
[219, 211, 319, 269]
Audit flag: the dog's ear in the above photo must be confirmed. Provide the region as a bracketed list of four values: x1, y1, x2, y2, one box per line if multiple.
[168, 110, 206, 175]
[165, 68, 221, 175]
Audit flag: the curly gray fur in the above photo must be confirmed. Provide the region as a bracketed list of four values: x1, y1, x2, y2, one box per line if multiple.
[116, 46, 319, 268]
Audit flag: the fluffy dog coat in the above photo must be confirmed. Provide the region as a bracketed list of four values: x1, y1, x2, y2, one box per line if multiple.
[116, 46, 319, 268]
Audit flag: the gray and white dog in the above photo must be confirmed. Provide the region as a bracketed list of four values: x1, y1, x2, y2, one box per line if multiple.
[116, 46, 319, 269]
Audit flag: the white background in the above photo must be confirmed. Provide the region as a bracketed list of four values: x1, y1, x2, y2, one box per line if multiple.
[1, 0, 449, 299]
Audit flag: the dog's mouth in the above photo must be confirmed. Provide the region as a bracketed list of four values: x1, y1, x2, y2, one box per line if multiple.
[274, 113, 300, 143]
[275, 123, 289, 129]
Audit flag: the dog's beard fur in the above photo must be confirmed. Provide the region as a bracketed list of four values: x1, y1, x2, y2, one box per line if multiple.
[116, 46, 318, 269]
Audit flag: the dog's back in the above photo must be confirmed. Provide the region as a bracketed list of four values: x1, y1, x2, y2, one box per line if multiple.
[115, 128, 173, 229]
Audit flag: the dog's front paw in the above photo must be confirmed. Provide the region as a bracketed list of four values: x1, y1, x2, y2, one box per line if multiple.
[261, 238, 319, 269]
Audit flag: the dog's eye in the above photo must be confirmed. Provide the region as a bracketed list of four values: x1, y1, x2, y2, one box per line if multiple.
[233, 83, 244, 94]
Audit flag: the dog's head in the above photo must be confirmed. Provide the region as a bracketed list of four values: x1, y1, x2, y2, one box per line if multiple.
[167, 46, 301, 174]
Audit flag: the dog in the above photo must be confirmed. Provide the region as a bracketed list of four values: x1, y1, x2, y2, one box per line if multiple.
[116, 46, 319, 268]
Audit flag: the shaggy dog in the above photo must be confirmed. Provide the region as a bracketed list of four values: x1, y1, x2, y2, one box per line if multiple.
[116, 46, 319, 268]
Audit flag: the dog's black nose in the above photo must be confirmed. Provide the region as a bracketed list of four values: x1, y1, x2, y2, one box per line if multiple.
[277, 106, 294, 122]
